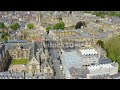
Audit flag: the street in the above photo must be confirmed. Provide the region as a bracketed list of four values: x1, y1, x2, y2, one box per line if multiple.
[53, 60, 64, 79]
[41, 30, 64, 79]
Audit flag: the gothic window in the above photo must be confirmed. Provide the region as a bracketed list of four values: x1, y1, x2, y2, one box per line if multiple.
[32, 65, 36, 70]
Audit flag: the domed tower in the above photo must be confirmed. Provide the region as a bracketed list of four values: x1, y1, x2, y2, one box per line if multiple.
[51, 11, 62, 24]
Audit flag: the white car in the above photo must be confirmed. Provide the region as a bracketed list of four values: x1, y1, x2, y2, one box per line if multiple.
[60, 65, 63, 70]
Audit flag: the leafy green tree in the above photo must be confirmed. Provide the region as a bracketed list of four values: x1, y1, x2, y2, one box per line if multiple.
[53, 21, 65, 30]
[82, 21, 87, 27]
[104, 35, 120, 71]
[75, 21, 87, 29]
[1, 33, 4, 39]
[27, 23, 34, 29]
[0, 22, 6, 29]
[75, 21, 83, 29]
[99, 28, 104, 32]
[96, 40, 104, 49]
[10, 23, 20, 30]
[1, 33, 8, 41]
[46, 26, 52, 32]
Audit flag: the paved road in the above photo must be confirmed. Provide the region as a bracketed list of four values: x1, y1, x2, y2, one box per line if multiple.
[42, 32, 64, 79]
[47, 36, 64, 79]
[53, 60, 64, 79]
[39, 27, 64, 79]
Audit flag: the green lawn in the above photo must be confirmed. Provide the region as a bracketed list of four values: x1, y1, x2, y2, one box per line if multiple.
[11, 59, 28, 65]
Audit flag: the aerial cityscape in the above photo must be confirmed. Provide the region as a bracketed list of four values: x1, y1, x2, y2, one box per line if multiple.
[0, 11, 120, 79]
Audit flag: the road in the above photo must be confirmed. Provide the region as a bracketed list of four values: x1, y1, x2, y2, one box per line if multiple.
[53, 60, 64, 79]
[47, 35, 64, 79]
[41, 30, 64, 79]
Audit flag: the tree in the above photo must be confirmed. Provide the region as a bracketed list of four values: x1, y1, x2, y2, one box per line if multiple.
[53, 21, 65, 30]
[46, 26, 52, 33]
[103, 35, 120, 71]
[82, 21, 87, 27]
[10, 23, 20, 30]
[27, 23, 34, 29]
[96, 40, 104, 49]
[99, 28, 104, 32]
[75, 21, 84, 29]
[1, 32, 8, 41]
[22, 31, 28, 39]
[0, 22, 6, 29]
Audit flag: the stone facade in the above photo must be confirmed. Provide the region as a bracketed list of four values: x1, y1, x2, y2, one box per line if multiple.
[49, 30, 80, 41]
[5, 43, 31, 59]
[79, 47, 100, 66]
[0, 43, 11, 72]
[27, 56, 40, 74]
[87, 62, 119, 79]
[21, 30, 41, 42]
[8, 30, 24, 40]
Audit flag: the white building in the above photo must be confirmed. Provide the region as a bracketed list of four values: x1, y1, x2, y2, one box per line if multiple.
[87, 62, 119, 79]
[79, 48, 99, 65]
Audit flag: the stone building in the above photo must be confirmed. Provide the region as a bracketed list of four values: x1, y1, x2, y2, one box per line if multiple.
[8, 30, 24, 40]
[49, 29, 80, 41]
[87, 62, 119, 79]
[27, 41, 40, 74]
[27, 41, 53, 76]
[21, 29, 41, 42]
[27, 56, 40, 74]
[5, 43, 31, 59]
[0, 43, 11, 72]
[51, 11, 62, 24]
[79, 48, 99, 66]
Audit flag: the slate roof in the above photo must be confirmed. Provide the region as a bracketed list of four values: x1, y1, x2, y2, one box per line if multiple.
[29, 41, 39, 61]
[89, 74, 110, 79]
[99, 58, 112, 64]
[0, 71, 53, 79]
[69, 66, 88, 78]
[5, 42, 32, 50]
[80, 32, 93, 38]
[7, 39, 28, 43]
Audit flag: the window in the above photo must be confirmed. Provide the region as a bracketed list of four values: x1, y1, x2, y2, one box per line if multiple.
[32, 65, 36, 70]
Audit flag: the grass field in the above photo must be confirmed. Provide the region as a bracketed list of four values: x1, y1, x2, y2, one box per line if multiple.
[11, 59, 28, 65]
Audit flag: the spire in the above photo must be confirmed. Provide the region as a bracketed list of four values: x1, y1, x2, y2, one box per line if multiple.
[32, 40, 35, 57]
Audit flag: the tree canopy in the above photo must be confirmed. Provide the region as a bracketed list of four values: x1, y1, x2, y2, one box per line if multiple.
[0, 22, 6, 29]
[27, 23, 35, 29]
[53, 21, 65, 30]
[99, 28, 104, 33]
[75, 21, 84, 29]
[1, 32, 9, 41]
[103, 35, 120, 71]
[10, 23, 20, 30]
[46, 26, 52, 33]
[84, 11, 120, 18]
[96, 40, 104, 49]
